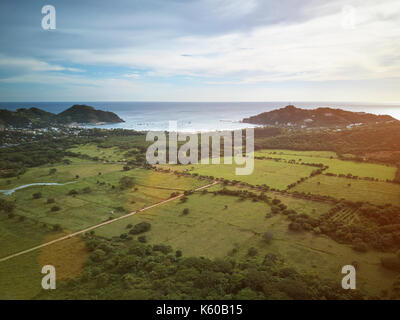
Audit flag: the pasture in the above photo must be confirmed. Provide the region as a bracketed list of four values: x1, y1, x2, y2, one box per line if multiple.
[96, 192, 395, 297]
[255, 149, 396, 181]
[68, 143, 127, 162]
[0, 160, 207, 232]
[292, 175, 400, 206]
[160, 158, 315, 190]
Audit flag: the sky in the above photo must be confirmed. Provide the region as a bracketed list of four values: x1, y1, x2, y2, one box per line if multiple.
[0, 0, 399, 102]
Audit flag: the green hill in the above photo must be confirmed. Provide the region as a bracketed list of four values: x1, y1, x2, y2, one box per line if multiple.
[57, 105, 124, 125]
[0, 105, 124, 128]
[243, 105, 398, 128]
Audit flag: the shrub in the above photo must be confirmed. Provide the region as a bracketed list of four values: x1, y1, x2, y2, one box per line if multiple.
[46, 198, 55, 204]
[32, 192, 42, 199]
[119, 176, 135, 189]
[68, 189, 78, 196]
[138, 236, 147, 243]
[288, 222, 302, 231]
[0, 198, 15, 213]
[129, 222, 151, 235]
[247, 247, 258, 257]
[153, 244, 173, 254]
[51, 206, 61, 212]
[115, 206, 126, 213]
[262, 232, 273, 244]
[82, 187, 92, 194]
[352, 241, 368, 253]
[182, 208, 189, 215]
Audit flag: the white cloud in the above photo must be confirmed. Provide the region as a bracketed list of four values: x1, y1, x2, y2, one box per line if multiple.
[0, 55, 83, 73]
[206, 0, 258, 18]
[59, 0, 400, 83]
[1, 0, 400, 102]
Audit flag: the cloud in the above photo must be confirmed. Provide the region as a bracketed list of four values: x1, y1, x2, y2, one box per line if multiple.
[56, 0, 400, 83]
[206, 0, 258, 17]
[0, 0, 399, 102]
[0, 55, 84, 73]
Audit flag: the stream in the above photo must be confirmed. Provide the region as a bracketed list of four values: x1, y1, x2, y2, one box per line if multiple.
[0, 182, 76, 195]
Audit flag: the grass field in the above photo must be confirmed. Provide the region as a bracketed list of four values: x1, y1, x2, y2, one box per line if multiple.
[0, 214, 89, 299]
[0, 157, 122, 190]
[96, 192, 396, 297]
[0, 160, 207, 232]
[292, 175, 400, 206]
[206, 183, 333, 216]
[68, 143, 127, 162]
[160, 158, 315, 190]
[0, 216, 58, 258]
[1, 143, 399, 299]
[255, 149, 397, 181]
[0, 235, 89, 299]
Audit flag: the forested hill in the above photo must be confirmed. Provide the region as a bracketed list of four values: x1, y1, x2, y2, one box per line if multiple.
[57, 105, 124, 125]
[243, 105, 398, 128]
[0, 105, 124, 128]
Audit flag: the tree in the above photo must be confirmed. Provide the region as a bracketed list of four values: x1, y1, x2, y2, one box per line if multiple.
[129, 222, 151, 235]
[262, 232, 273, 244]
[119, 176, 135, 189]
[0, 199, 15, 214]
[82, 187, 92, 194]
[176, 250, 182, 258]
[182, 208, 189, 215]
[33, 192, 42, 199]
[352, 240, 368, 253]
[96, 273, 109, 288]
[51, 206, 61, 212]
[68, 189, 78, 196]
[247, 247, 258, 257]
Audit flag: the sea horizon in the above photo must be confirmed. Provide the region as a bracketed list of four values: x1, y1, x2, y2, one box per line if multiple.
[1, 101, 399, 132]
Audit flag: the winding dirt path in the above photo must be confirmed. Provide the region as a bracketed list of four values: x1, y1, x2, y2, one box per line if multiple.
[0, 181, 218, 263]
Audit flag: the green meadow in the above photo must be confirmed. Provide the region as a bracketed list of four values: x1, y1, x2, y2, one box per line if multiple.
[0, 160, 206, 232]
[255, 149, 397, 181]
[292, 175, 400, 206]
[206, 183, 332, 216]
[68, 143, 128, 162]
[1, 142, 399, 299]
[96, 192, 396, 297]
[160, 158, 315, 190]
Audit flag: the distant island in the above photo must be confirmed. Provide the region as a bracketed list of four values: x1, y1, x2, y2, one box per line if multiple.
[0, 105, 125, 128]
[243, 105, 398, 128]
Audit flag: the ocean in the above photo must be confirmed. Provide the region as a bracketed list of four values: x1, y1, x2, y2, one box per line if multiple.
[0, 101, 399, 132]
